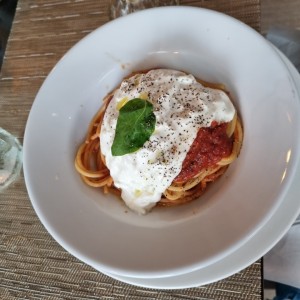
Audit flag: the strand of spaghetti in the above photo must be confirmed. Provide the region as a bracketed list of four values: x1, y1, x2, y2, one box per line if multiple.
[217, 118, 243, 166]
[197, 79, 227, 91]
[164, 165, 223, 201]
[81, 174, 111, 187]
[160, 178, 208, 206]
[75, 144, 102, 177]
[181, 165, 222, 190]
[167, 165, 222, 192]
[163, 189, 183, 201]
[226, 113, 237, 137]
[82, 139, 97, 167]
[75, 95, 113, 179]
[85, 94, 112, 139]
[75, 135, 109, 178]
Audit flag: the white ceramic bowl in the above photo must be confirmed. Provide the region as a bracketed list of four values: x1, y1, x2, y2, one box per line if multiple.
[24, 7, 300, 279]
[96, 48, 300, 289]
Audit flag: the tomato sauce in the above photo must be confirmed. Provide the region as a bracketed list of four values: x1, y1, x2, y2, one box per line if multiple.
[174, 123, 233, 183]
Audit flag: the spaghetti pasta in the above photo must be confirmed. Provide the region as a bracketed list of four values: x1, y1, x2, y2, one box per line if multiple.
[75, 69, 243, 211]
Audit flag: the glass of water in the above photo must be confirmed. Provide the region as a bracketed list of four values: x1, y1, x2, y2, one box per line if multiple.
[0, 128, 23, 192]
[110, 0, 180, 19]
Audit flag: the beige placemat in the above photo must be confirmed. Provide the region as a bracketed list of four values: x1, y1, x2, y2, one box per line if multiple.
[0, 0, 262, 299]
[261, 0, 300, 34]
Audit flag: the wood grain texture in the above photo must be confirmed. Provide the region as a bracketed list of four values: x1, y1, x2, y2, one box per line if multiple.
[0, 1, 262, 299]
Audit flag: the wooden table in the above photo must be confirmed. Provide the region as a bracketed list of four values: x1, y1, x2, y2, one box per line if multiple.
[0, 1, 262, 299]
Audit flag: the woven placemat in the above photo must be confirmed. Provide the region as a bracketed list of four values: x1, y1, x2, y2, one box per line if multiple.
[261, 0, 300, 34]
[0, 0, 262, 299]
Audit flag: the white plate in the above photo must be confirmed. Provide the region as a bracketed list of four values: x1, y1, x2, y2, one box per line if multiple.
[94, 48, 300, 288]
[23, 7, 300, 278]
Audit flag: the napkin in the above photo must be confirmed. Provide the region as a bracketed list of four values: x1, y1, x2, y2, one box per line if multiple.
[264, 221, 300, 289]
[266, 27, 300, 73]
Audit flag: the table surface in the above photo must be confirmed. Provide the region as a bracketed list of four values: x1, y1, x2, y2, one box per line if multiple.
[0, 0, 262, 299]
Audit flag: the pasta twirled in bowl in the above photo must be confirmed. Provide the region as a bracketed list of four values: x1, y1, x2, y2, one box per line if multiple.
[75, 69, 243, 214]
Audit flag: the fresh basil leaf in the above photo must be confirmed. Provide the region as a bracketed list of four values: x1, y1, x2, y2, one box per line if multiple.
[111, 98, 156, 156]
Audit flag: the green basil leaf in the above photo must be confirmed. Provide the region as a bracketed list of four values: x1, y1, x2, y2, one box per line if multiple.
[111, 98, 156, 156]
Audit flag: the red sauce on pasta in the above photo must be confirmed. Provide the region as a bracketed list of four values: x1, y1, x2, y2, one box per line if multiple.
[174, 122, 233, 183]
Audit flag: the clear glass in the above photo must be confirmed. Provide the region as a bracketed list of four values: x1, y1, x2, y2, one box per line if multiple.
[0, 128, 23, 192]
[110, 0, 180, 19]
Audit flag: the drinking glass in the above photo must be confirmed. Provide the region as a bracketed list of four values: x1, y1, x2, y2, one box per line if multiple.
[0, 127, 23, 192]
[110, 0, 179, 19]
